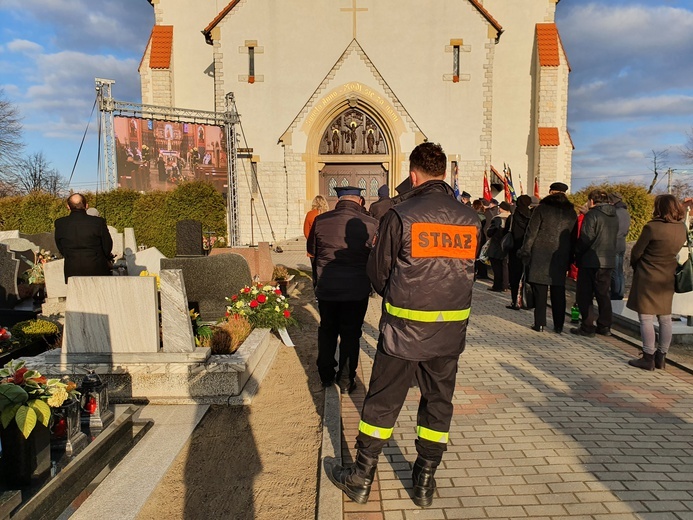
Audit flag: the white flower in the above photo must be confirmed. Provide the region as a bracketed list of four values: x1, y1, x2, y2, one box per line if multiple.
[284, 303, 289, 308]
[274, 306, 280, 312]
[263, 285, 273, 291]
[235, 301, 243, 308]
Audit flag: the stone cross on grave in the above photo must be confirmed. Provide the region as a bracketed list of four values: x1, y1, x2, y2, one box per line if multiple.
[341, 0, 368, 39]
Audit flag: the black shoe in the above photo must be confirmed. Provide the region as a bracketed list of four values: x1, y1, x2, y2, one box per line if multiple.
[412, 458, 438, 508]
[325, 452, 378, 504]
[570, 327, 595, 338]
[596, 327, 611, 336]
[321, 379, 334, 388]
[628, 352, 655, 371]
[340, 380, 357, 395]
[506, 304, 520, 310]
[655, 350, 667, 370]
[531, 325, 544, 332]
[488, 287, 504, 292]
[554, 326, 563, 334]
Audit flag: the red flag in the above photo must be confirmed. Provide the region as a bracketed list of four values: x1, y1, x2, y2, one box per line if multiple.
[483, 170, 492, 201]
[533, 177, 540, 199]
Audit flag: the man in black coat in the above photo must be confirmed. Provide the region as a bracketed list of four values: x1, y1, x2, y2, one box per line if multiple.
[518, 183, 577, 333]
[368, 184, 393, 221]
[572, 189, 619, 337]
[307, 186, 378, 393]
[54, 193, 114, 283]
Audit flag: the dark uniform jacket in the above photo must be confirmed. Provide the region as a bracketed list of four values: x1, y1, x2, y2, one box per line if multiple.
[54, 210, 114, 282]
[369, 196, 394, 221]
[518, 193, 577, 286]
[307, 199, 378, 301]
[575, 203, 618, 269]
[367, 180, 480, 361]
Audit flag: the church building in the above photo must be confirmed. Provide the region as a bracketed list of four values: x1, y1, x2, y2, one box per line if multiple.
[140, 0, 572, 244]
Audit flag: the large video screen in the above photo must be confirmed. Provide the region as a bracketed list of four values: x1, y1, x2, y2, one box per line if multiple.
[113, 117, 228, 193]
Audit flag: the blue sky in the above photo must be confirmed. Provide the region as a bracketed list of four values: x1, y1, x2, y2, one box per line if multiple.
[1, 0, 692, 192]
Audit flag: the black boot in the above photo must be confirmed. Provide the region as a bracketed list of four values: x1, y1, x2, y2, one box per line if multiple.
[411, 457, 438, 507]
[325, 451, 378, 504]
[654, 350, 667, 370]
[628, 352, 655, 371]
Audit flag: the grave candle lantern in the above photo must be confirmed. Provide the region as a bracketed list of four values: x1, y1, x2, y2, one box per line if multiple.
[78, 372, 114, 431]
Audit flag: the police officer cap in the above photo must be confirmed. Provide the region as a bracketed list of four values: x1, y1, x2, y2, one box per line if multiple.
[334, 185, 364, 197]
[549, 182, 569, 193]
[461, 191, 471, 199]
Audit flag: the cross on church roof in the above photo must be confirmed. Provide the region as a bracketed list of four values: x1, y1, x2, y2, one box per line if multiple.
[341, 0, 368, 39]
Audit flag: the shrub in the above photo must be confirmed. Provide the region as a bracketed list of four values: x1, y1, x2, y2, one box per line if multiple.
[10, 319, 61, 347]
[0, 196, 23, 230]
[88, 189, 141, 230]
[569, 182, 654, 241]
[133, 191, 171, 255]
[211, 315, 252, 355]
[19, 192, 63, 234]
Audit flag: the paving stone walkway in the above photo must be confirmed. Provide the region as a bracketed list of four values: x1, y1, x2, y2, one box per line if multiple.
[273, 242, 693, 520]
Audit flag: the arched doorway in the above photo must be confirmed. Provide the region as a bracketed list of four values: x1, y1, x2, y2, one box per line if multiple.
[316, 106, 391, 208]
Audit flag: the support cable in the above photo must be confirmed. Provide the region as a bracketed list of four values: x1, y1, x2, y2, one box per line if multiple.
[68, 96, 97, 187]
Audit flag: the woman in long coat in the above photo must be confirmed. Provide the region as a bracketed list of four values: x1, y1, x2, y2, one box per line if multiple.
[627, 194, 688, 370]
[518, 187, 577, 333]
[505, 195, 532, 309]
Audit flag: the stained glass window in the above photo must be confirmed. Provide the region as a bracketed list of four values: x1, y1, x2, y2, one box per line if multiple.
[328, 178, 337, 197]
[370, 178, 379, 197]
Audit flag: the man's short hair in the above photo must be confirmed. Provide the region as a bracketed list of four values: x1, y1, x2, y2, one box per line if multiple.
[409, 142, 446, 177]
[67, 193, 87, 211]
[587, 189, 609, 205]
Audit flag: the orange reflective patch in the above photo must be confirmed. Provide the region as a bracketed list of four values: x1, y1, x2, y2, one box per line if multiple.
[411, 223, 477, 259]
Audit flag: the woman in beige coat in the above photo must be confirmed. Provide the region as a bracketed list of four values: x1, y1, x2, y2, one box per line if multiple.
[627, 195, 688, 370]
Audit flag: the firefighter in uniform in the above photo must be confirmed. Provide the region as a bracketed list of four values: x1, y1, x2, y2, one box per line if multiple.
[326, 142, 480, 507]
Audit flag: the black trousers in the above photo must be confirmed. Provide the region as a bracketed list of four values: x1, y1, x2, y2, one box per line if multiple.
[576, 267, 613, 333]
[356, 345, 459, 464]
[507, 254, 524, 304]
[490, 258, 509, 290]
[530, 283, 566, 329]
[317, 298, 369, 385]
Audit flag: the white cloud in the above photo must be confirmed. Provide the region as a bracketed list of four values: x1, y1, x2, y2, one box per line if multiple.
[6, 39, 43, 54]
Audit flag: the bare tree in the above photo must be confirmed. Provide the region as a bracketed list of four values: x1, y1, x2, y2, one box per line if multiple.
[683, 129, 693, 164]
[0, 88, 25, 176]
[670, 177, 693, 201]
[647, 149, 669, 194]
[4, 152, 68, 196]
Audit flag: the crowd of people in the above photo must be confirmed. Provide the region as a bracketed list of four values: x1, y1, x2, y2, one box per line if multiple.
[303, 145, 692, 508]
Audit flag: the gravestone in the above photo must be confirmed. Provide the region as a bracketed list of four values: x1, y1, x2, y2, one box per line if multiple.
[0, 244, 20, 309]
[108, 226, 124, 260]
[0, 230, 19, 241]
[20, 233, 58, 257]
[43, 259, 67, 299]
[209, 242, 274, 282]
[123, 228, 137, 255]
[63, 276, 159, 354]
[176, 220, 204, 256]
[161, 253, 252, 320]
[125, 247, 166, 276]
[0, 237, 39, 255]
[159, 269, 196, 353]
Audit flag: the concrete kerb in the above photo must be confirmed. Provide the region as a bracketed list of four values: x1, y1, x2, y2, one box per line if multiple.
[318, 385, 343, 520]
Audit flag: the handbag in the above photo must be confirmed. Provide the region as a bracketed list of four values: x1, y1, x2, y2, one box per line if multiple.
[478, 241, 491, 265]
[519, 269, 535, 309]
[500, 214, 515, 254]
[675, 222, 693, 294]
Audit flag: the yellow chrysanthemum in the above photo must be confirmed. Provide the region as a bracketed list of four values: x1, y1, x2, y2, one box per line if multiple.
[263, 285, 273, 292]
[274, 306, 280, 312]
[47, 386, 69, 407]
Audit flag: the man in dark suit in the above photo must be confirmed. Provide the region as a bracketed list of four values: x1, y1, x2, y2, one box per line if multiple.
[54, 193, 114, 282]
[307, 186, 378, 394]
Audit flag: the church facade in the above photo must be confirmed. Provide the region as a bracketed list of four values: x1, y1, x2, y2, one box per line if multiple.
[140, 0, 571, 244]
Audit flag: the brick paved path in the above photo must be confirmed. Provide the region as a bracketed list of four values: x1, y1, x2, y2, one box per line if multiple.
[340, 286, 693, 520]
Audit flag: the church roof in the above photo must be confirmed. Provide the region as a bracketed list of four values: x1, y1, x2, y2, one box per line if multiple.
[538, 127, 560, 147]
[202, 0, 503, 44]
[536, 23, 570, 70]
[144, 25, 174, 69]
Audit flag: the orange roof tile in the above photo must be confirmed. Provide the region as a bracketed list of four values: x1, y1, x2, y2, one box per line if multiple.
[536, 23, 560, 67]
[538, 127, 560, 147]
[149, 25, 173, 69]
[203, 0, 242, 44]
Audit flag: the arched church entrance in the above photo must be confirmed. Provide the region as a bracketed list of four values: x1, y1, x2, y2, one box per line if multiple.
[316, 107, 391, 208]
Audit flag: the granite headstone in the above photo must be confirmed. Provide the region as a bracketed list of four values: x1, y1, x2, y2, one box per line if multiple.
[0, 243, 20, 309]
[126, 247, 166, 276]
[124, 228, 137, 255]
[159, 269, 196, 353]
[19, 233, 58, 257]
[160, 253, 252, 320]
[176, 220, 204, 256]
[108, 226, 124, 260]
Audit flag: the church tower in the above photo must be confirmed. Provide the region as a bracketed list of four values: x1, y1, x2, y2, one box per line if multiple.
[140, 0, 571, 244]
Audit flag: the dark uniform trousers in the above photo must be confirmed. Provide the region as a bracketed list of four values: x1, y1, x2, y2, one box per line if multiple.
[576, 267, 613, 333]
[356, 343, 459, 464]
[317, 298, 369, 385]
[530, 283, 566, 329]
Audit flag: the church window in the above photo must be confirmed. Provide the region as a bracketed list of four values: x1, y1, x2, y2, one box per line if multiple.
[370, 178, 379, 197]
[248, 46, 255, 82]
[341, 178, 349, 187]
[452, 45, 460, 82]
[328, 178, 337, 197]
[358, 178, 367, 193]
[319, 108, 388, 155]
